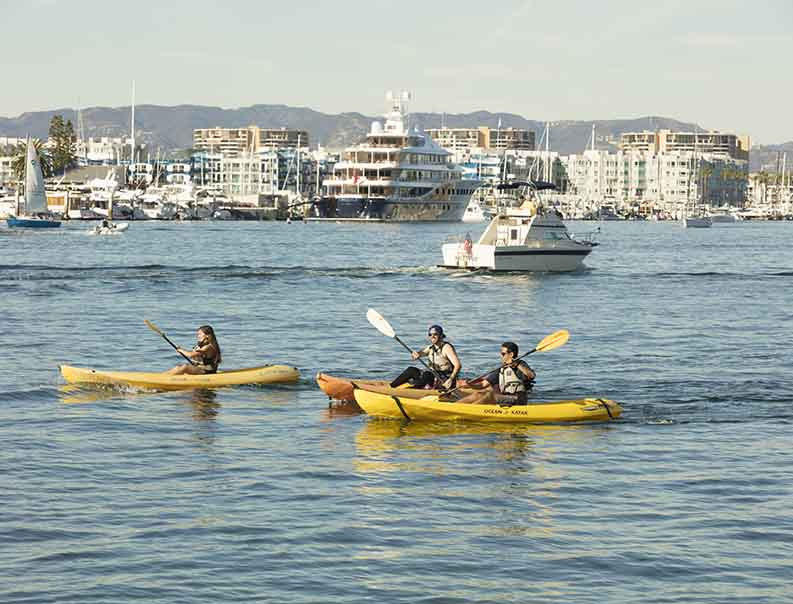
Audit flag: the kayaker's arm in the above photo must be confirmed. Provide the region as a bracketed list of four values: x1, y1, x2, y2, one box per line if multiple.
[176, 347, 201, 360]
[411, 346, 428, 361]
[442, 344, 462, 390]
[515, 361, 536, 382]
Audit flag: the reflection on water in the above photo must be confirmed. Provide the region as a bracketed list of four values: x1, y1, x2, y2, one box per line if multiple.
[322, 401, 363, 419]
[179, 388, 220, 421]
[58, 383, 153, 405]
[352, 417, 610, 478]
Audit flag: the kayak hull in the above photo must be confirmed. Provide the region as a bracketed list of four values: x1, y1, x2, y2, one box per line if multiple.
[353, 387, 621, 423]
[61, 364, 300, 390]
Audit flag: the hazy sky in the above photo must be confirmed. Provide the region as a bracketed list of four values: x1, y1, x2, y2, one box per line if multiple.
[2, 0, 791, 144]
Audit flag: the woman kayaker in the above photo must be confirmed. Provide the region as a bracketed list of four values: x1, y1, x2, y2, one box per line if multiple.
[390, 324, 461, 390]
[166, 325, 222, 375]
[458, 341, 535, 405]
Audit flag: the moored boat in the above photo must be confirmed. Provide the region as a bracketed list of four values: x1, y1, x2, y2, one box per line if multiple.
[61, 364, 300, 391]
[308, 91, 477, 222]
[6, 138, 61, 229]
[353, 387, 621, 423]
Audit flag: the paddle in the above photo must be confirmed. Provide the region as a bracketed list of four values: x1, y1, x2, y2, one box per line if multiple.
[144, 320, 197, 365]
[443, 329, 570, 400]
[366, 308, 450, 388]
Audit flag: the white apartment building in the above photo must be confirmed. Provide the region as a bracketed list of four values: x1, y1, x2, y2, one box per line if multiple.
[193, 127, 310, 157]
[621, 130, 750, 161]
[426, 127, 535, 152]
[0, 155, 14, 186]
[74, 137, 134, 164]
[562, 149, 748, 209]
[194, 150, 281, 197]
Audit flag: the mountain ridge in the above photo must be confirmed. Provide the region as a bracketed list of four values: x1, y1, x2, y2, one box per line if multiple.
[1, 104, 789, 171]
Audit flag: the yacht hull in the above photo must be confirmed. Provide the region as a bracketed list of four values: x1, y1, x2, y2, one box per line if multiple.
[441, 242, 591, 272]
[7, 216, 61, 228]
[308, 195, 469, 222]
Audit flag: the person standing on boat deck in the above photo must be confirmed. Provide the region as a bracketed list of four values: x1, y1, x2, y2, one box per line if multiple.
[167, 325, 222, 375]
[457, 341, 535, 405]
[390, 325, 461, 390]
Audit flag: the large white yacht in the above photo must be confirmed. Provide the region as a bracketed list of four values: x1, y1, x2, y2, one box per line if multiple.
[310, 92, 478, 221]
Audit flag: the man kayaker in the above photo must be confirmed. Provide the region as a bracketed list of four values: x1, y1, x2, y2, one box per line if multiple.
[457, 341, 535, 405]
[167, 325, 222, 375]
[390, 324, 461, 390]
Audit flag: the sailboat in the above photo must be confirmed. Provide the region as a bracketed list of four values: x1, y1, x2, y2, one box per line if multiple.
[6, 138, 61, 228]
[681, 131, 712, 228]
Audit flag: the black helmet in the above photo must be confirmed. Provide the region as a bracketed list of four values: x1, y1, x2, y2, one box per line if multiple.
[428, 324, 444, 337]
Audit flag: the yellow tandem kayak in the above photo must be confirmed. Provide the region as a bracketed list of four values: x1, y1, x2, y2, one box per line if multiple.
[60, 364, 300, 391]
[352, 387, 622, 423]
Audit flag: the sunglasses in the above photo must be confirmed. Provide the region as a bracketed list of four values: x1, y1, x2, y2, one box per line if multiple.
[500, 351, 510, 356]
[428, 332, 441, 337]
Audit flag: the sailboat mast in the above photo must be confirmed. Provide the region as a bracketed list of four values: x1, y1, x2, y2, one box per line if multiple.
[130, 80, 136, 166]
[22, 136, 30, 215]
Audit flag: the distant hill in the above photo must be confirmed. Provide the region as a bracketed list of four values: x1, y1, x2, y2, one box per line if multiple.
[0, 103, 777, 163]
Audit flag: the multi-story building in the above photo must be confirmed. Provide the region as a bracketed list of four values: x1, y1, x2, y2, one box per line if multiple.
[0, 155, 15, 186]
[562, 149, 748, 210]
[193, 127, 310, 157]
[620, 130, 750, 161]
[425, 127, 535, 152]
[192, 148, 320, 198]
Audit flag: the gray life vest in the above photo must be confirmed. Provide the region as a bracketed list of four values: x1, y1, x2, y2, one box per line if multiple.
[427, 341, 455, 377]
[499, 362, 530, 394]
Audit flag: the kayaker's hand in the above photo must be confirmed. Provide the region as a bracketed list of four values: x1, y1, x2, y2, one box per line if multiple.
[442, 378, 453, 390]
[411, 351, 420, 360]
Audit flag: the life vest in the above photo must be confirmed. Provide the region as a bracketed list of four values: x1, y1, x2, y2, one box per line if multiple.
[427, 341, 455, 378]
[499, 361, 533, 394]
[193, 343, 220, 372]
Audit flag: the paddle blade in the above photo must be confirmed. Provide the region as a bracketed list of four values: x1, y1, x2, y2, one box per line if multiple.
[535, 329, 569, 353]
[144, 319, 164, 337]
[366, 308, 395, 338]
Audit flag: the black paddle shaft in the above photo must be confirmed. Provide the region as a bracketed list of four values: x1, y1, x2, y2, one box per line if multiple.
[161, 332, 197, 365]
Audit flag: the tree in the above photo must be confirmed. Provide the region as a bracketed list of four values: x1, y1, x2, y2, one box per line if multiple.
[11, 139, 53, 181]
[48, 114, 77, 174]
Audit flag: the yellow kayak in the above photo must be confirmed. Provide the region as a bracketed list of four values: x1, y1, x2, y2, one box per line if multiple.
[60, 364, 300, 391]
[353, 387, 621, 423]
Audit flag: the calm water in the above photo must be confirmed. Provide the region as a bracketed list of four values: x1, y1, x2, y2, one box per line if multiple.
[1, 219, 792, 603]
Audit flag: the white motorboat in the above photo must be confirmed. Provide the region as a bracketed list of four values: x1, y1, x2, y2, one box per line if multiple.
[462, 199, 487, 223]
[440, 183, 597, 272]
[683, 216, 712, 228]
[708, 208, 742, 223]
[89, 222, 129, 235]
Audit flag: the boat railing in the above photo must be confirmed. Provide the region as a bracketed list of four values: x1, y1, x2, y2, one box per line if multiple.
[571, 227, 601, 245]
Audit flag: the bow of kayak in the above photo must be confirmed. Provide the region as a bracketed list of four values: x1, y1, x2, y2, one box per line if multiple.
[316, 372, 486, 402]
[352, 387, 621, 423]
[61, 364, 300, 390]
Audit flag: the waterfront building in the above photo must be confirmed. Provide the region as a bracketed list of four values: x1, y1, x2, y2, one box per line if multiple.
[0, 155, 14, 186]
[561, 149, 748, 215]
[426, 127, 535, 152]
[620, 130, 750, 161]
[193, 127, 310, 157]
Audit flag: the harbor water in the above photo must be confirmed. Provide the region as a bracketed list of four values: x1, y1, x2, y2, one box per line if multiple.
[1, 220, 792, 603]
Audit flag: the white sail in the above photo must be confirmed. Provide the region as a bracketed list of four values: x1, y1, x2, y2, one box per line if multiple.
[25, 139, 48, 214]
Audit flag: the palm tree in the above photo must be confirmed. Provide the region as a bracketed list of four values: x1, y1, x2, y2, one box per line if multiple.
[11, 139, 53, 182]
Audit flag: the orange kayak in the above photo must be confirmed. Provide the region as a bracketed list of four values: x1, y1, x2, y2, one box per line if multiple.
[316, 372, 485, 403]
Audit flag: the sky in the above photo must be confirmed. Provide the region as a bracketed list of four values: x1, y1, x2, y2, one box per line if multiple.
[1, 0, 792, 144]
